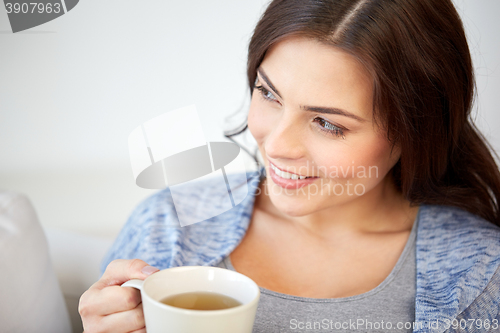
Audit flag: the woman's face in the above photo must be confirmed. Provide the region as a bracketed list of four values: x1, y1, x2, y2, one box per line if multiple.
[247, 36, 401, 218]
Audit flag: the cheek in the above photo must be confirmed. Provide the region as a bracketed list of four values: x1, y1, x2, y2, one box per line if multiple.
[368, 132, 400, 171]
[247, 96, 271, 145]
[312, 133, 397, 180]
[357, 142, 398, 186]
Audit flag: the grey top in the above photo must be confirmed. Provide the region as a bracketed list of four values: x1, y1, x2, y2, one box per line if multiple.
[217, 214, 418, 333]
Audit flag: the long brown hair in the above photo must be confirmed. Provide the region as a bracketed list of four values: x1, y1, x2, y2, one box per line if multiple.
[225, 0, 500, 226]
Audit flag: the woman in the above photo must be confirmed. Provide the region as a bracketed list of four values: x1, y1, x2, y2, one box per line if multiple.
[79, 0, 500, 332]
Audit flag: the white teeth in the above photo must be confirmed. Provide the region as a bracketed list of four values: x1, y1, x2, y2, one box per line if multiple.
[270, 163, 309, 180]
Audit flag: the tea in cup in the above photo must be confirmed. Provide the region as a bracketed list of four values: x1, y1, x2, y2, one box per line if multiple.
[121, 265, 260, 333]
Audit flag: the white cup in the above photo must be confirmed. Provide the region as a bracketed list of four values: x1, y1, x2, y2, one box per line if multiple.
[121, 265, 260, 333]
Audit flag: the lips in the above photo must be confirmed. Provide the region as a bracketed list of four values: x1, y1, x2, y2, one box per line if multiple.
[268, 163, 319, 189]
[271, 167, 309, 180]
[269, 162, 315, 179]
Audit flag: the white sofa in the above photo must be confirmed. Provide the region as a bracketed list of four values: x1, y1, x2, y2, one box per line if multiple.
[44, 227, 115, 333]
[0, 192, 73, 333]
[0, 169, 158, 332]
[0, 189, 116, 333]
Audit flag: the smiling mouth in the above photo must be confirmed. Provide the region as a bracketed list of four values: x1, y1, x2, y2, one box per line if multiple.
[269, 163, 317, 180]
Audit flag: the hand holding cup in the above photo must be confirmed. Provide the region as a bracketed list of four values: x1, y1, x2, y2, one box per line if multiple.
[78, 259, 160, 333]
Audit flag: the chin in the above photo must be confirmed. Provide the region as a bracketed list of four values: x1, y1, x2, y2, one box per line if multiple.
[269, 192, 317, 217]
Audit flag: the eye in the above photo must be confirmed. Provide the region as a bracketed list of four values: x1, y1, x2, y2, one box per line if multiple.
[253, 80, 346, 139]
[254, 85, 279, 103]
[313, 117, 346, 139]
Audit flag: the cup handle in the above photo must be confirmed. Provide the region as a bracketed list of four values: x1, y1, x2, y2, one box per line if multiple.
[121, 279, 144, 291]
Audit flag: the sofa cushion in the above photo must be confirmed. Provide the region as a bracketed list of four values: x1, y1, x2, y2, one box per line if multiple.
[0, 191, 71, 333]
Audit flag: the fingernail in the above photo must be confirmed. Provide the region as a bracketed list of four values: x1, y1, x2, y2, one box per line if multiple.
[142, 265, 160, 275]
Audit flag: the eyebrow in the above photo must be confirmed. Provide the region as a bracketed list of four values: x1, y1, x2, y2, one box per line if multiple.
[256, 67, 366, 123]
[257, 68, 283, 99]
[300, 106, 366, 122]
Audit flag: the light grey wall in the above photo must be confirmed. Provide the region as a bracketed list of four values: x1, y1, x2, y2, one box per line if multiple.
[0, 0, 268, 237]
[0, 0, 268, 174]
[453, 0, 500, 155]
[0, 0, 498, 237]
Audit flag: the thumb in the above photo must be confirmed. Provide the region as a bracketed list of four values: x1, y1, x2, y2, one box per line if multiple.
[96, 259, 160, 289]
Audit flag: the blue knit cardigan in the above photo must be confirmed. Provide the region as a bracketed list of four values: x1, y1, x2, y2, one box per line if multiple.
[101, 168, 500, 333]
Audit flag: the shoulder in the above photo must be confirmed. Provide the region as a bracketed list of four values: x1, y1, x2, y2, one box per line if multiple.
[101, 169, 261, 270]
[418, 204, 500, 270]
[415, 204, 500, 326]
[417, 203, 500, 286]
[419, 204, 500, 244]
[135, 169, 258, 227]
[417, 204, 500, 290]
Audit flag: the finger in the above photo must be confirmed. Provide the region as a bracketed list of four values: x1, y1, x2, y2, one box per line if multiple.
[88, 285, 142, 315]
[95, 259, 160, 289]
[100, 302, 145, 333]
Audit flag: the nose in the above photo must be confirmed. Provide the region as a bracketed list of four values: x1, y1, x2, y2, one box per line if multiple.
[264, 108, 307, 162]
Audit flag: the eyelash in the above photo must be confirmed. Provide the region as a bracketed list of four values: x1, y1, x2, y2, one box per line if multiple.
[254, 84, 346, 139]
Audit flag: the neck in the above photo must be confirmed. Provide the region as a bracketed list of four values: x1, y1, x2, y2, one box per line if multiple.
[255, 172, 419, 239]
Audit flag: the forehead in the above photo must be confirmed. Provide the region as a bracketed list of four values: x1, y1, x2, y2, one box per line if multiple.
[260, 36, 374, 123]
